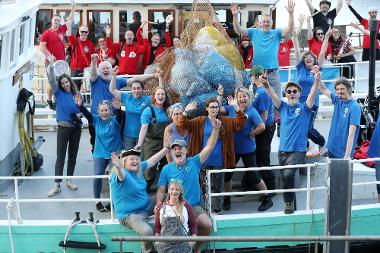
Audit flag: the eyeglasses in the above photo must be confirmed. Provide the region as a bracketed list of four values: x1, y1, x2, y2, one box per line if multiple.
[172, 112, 182, 116]
[80, 31, 89, 34]
[98, 39, 105, 42]
[286, 89, 298, 94]
[316, 32, 324, 36]
[208, 105, 219, 109]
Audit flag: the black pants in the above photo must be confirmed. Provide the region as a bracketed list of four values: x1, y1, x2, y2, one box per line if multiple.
[255, 123, 276, 190]
[362, 48, 380, 61]
[71, 69, 84, 91]
[224, 151, 261, 185]
[89, 124, 95, 153]
[55, 125, 81, 183]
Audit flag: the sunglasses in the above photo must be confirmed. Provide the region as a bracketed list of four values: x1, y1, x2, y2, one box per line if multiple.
[316, 32, 324, 36]
[80, 31, 89, 34]
[286, 89, 298, 94]
[208, 105, 219, 109]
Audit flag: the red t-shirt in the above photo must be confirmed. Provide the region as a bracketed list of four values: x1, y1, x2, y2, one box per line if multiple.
[278, 40, 293, 67]
[308, 38, 332, 59]
[40, 24, 67, 61]
[68, 35, 95, 70]
[96, 47, 117, 66]
[360, 19, 380, 49]
[107, 37, 145, 75]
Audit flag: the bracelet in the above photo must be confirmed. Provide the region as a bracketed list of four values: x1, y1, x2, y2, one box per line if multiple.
[217, 93, 223, 96]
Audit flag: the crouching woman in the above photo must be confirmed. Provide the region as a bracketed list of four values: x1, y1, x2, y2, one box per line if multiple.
[110, 146, 168, 253]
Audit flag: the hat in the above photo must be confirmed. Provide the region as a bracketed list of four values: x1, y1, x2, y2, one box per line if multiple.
[369, 7, 378, 12]
[250, 65, 264, 76]
[284, 82, 302, 92]
[121, 149, 141, 158]
[319, 0, 331, 7]
[170, 139, 188, 149]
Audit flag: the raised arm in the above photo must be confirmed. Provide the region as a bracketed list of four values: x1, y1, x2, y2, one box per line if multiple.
[351, 22, 370, 36]
[305, 0, 316, 14]
[146, 147, 169, 169]
[306, 16, 313, 40]
[199, 119, 221, 164]
[261, 74, 281, 109]
[293, 16, 303, 63]
[75, 93, 94, 125]
[306, 66, 321, 109]
[230, 3, 248, 36]
[89, 54, 98, 82]
[336, 0, 343, 13]
[65, 4, 75, 27]
[282, 0, 295, 37]
[318, 27, 331, 66]
[216, 85, 227, 114]
[319, 72, 331, 99]
[295, 14, 306, 37]
[346, 0, 363, 22]
[46, 63, 58, 93]
[111, 153, 125, 181]
[109, 66, 121, 99]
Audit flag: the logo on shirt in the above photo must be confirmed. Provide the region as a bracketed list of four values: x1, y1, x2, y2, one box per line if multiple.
[344, 107, 349, 116]
[281, 47, 288, 53]
[141, 101, 146, 107]
[295, 108, 301, 116]
[120, 51, 126, 57]
[83, 46, 89, 53]
[327, 18, 332, 25]
[129, 51, 137, 58]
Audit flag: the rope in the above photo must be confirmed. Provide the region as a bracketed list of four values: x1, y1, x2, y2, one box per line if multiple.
[6, 198, 23, 253]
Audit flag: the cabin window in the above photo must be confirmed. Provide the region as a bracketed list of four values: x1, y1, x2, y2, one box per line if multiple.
[247, 11, 262, 28]
[29, 15, 36, 49]
[214, 8, 240, 39]
[9, 29, 16, 66]
[0, 35, 3, 70]
[19, 23, 25, 56]
[57, 9, 82, 38]
[148, 9, 175, 44]
[88, 10, 112, 44]
[119, 10, 128, 42]
[35, 9, 53, 45]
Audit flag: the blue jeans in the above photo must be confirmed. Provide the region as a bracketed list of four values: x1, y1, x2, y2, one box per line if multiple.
[278, 152, 306, 204]
[123, 136, 138, 150]
[308, 105, 325, 147]
[267, 70, 282, 98]
[93, 158, 111, 198]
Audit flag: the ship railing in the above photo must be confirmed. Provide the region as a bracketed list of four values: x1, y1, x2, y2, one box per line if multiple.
[205, 158, 380, 231]
[0, 175, 114, 223]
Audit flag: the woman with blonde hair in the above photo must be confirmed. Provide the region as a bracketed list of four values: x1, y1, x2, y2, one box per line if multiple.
[154, 180, 197, 253]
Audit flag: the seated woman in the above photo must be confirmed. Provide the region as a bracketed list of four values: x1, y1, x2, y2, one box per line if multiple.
[135, 77, 170, 191]
[74, 76, 123, 211]
[46, 63, 82, 197]
[163, 103, 190, 163]
[110, 146, 169, 253]
[154, 180, 197, 253]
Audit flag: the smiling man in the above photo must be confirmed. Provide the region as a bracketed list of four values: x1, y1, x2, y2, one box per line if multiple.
[263, 67, 321, 214]
[156, 119, 221, 253]
[319, 77, 361, 159]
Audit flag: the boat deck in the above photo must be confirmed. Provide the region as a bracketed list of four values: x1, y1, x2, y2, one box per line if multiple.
[0, 119, 378, 221]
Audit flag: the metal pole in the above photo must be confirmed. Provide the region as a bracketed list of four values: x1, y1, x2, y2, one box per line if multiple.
[368, 18, 378, 100]
[306, 165, 311, 210]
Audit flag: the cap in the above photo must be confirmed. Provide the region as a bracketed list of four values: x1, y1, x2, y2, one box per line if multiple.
[121, 148, 141, 158]
[170, 139, 188, 149]
[369, 7, 378, 12]
[319, 0, 331, 7]
[249, 65, 264, 76]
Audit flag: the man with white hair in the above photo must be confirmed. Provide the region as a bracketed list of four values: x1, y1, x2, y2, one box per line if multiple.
[88, 55, 157, 152]
[347, 0, 380, 61]
[231, 0, 294, 99]
[305, 0, 343, 32]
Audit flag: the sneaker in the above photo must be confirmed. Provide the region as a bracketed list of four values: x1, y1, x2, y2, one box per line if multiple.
[212, 209, 221, 214]
[66, 180, 78, 190]
[48, 185, 61, 197]
[259, 192, 276, 201]
[96, 202, 109, 212]
[319, 146, 328, 157]
[284, 202, 294, 214]
[258, 195, 273, 211]
[223, 197, 231, 211]
[47, 100, 56, 111]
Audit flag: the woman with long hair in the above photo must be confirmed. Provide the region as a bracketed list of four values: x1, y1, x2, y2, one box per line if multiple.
[46, 64, 82, 197]
[154, 180, 197, 253]
[179, 97, 246, 213]
[135, 82, 170, 191]
[163, 103, 190, 162]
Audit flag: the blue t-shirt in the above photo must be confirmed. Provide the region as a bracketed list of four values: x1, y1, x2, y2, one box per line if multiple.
[327, 94, 361, 158]
[226, 105, 263, 154]
[111, 161, 150, 220]
[54, 89, 80, 122]
[252, 86, 275, 125]
[158, 155, 202, 206]
[141, 104, 168, 124]
[121, 92, 150, 138]
[368, 116, 380, 158]
[203, 117, 223, 167]
[93, 115, 123, 159]
[90, 75, 126, 114]
[247, 28, 282, 69]
[278, 101, 312, 152]
[296, 61, 320, 106]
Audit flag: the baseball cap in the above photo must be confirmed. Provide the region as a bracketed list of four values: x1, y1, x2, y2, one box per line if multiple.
[250, 65, 264, 76]
[170, 139, 188, 149]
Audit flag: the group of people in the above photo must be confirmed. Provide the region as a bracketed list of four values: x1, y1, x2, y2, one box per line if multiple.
[38, 1, 380, 252]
